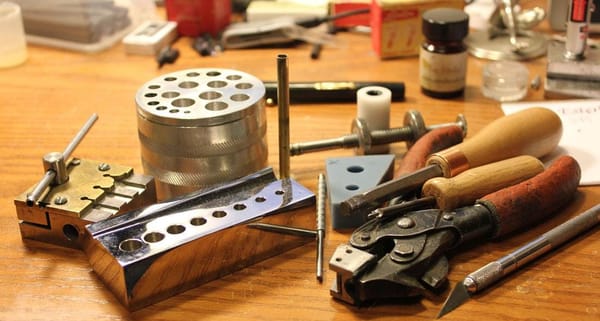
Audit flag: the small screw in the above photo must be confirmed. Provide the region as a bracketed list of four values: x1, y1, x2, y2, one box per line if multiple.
[98, 163, 111, 171]
[290, 110, 467, 156]
[54, 195, 68, 205]
[397, 217, 415, 229]
[394, 244, 414, 257]
[359, 232, 371, 241]
[71, 158, 81, 166]
[442, 213, 454, 221]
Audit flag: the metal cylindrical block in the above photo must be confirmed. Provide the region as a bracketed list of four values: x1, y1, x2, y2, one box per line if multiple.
[136, 68, 268, 199]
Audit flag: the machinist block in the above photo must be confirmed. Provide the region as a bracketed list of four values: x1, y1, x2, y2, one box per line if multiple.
[325, 155, 395, 230]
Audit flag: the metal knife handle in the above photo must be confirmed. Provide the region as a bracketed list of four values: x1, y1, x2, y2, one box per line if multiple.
[478, 155, 581, 237]
[427, 108, 562, 177]
[466, 202, 600, 294]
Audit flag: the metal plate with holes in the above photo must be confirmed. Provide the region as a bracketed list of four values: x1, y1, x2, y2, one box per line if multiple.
[83, 167, 315, 310]
[136, 68, 268, 199]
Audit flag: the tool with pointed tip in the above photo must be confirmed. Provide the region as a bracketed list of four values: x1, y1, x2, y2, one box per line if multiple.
[330, 155, 580, 306]
[340, 107, 562, 217]
[438, 202, 600, 318]
[369, 155, 545, 219]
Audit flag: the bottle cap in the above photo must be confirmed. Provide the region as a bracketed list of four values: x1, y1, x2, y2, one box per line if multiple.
[422, 8, 469, 42]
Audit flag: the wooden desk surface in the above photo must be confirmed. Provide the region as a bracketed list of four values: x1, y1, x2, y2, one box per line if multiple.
[1, 15, 599, 321]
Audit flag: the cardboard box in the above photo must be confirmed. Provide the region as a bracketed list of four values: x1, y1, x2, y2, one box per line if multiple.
[330, 0, 371, 28]
[371, 0, 464, 58]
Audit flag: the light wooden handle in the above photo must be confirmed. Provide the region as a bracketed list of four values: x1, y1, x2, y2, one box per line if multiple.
[427, 107, 562, 177]
[422, 155, 544, 211]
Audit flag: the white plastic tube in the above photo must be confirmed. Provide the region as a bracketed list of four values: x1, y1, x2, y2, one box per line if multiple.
[356, 86, 391, 154]
[0, 2, 27, 68]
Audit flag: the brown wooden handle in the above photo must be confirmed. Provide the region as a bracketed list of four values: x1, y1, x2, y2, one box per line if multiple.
[422, 155, 544, 211]
[427, 108, 562, 177]
[477, 155, 581, 238]
[395, 126, 464, 177]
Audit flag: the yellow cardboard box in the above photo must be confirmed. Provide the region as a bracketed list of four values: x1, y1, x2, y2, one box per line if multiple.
[371, 0, 465, 58]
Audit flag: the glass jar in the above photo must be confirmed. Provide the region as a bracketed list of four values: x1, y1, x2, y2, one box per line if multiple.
[419, 8, 469, 99]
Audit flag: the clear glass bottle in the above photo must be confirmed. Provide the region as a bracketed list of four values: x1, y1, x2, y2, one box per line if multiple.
[419, 8, 469, 99]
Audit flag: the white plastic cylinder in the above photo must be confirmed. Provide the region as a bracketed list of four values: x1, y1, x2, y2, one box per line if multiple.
[356, 86, 391, 154]
[0, 2, 27, 68]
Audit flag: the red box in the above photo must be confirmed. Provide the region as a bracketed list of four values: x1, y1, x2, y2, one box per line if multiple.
[165, 0, 231, 37]
[331, 1, 371, 28]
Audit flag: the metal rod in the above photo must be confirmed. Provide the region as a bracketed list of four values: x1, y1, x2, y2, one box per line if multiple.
[246, 222, 317, 238]
[277, 54, 291, 179]
[316, 173, 327, 282]
[26, 114, 99, 206]
[26, 170, 55, 206]
[63, 113, 98, 159]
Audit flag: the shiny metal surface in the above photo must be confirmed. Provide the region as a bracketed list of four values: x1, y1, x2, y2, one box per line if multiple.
[83, 167, 316, 310]
[136, 68, 268, 199]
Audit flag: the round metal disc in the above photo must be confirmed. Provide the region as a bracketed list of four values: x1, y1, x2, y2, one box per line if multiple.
[466, 30, 547, 61]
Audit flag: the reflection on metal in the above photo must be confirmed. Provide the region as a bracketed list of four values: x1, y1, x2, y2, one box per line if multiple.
[15, 158, 156, 249]
[83, 167, 315, 310]
[136, 68, 268, 199]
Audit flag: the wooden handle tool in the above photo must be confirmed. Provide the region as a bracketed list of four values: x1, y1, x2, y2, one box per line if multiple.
[341, 107, 563, 217]
[422, 155, 544, 211]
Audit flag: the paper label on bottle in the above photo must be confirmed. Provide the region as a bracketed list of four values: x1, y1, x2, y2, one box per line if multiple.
[419, 48, 467, 93]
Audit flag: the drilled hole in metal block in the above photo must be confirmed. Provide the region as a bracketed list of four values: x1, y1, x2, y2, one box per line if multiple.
[207, 80, 227, 88]
[235, 82, 253, 89]
[199, 91, 222, 100]
[255, 196, 266, 203]
[167, 225, 185, 234]
[227, 75, 242, 80]
[162, 91, 180, 98]
[144, 232, 165, 243]
[205, 101, 228, 111]
[346, 185, 359, 191]
[190, 217, 207, 226]
[231, 93, 249, 102]
[172, 98, 195, 107]
[179, 81, 198, 89]
[119, 239, 143, 252]
[347, 166, 364, 173]
[62, 224, 79, 241]
[233, 204, 247, 211]
[213, 210, 227, 218]
[275, 190, 284, 195]
[206, 71, 221, 76]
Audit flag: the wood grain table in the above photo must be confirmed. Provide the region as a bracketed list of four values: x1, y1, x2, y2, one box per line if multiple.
[1, 9, 599, 321]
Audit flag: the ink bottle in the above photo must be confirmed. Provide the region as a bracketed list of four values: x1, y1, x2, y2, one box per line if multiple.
[419, 8, 469, 99]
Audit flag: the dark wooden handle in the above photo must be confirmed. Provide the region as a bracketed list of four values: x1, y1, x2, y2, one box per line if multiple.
[478, 155, 581, 238]
[395, 126, 464, 177]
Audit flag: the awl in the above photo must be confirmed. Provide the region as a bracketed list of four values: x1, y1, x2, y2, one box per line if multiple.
[340, 107, 562, 217]
[438, 202, 600, 318]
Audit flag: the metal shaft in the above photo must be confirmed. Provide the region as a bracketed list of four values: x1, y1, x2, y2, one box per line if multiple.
[277, 54, 290, 178]
[26, 114, 99, 206]
[465, 203, 600, 294]
[316, 173, 326, 282]
[290, 112, 465, 156]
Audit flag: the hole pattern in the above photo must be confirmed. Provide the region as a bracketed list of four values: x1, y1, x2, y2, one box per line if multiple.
[140, 69, 262, 115]
[117, 191, 286, 251]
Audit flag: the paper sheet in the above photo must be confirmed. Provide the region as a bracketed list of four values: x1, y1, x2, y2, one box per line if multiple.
[502, 100, 600, 186]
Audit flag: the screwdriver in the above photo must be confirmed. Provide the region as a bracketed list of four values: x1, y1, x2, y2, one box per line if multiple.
[369, 155, 545, 219]
[341, 107, 562, 217]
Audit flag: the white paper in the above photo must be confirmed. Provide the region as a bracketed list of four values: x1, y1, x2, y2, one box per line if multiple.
[502, 100, 600, 186]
